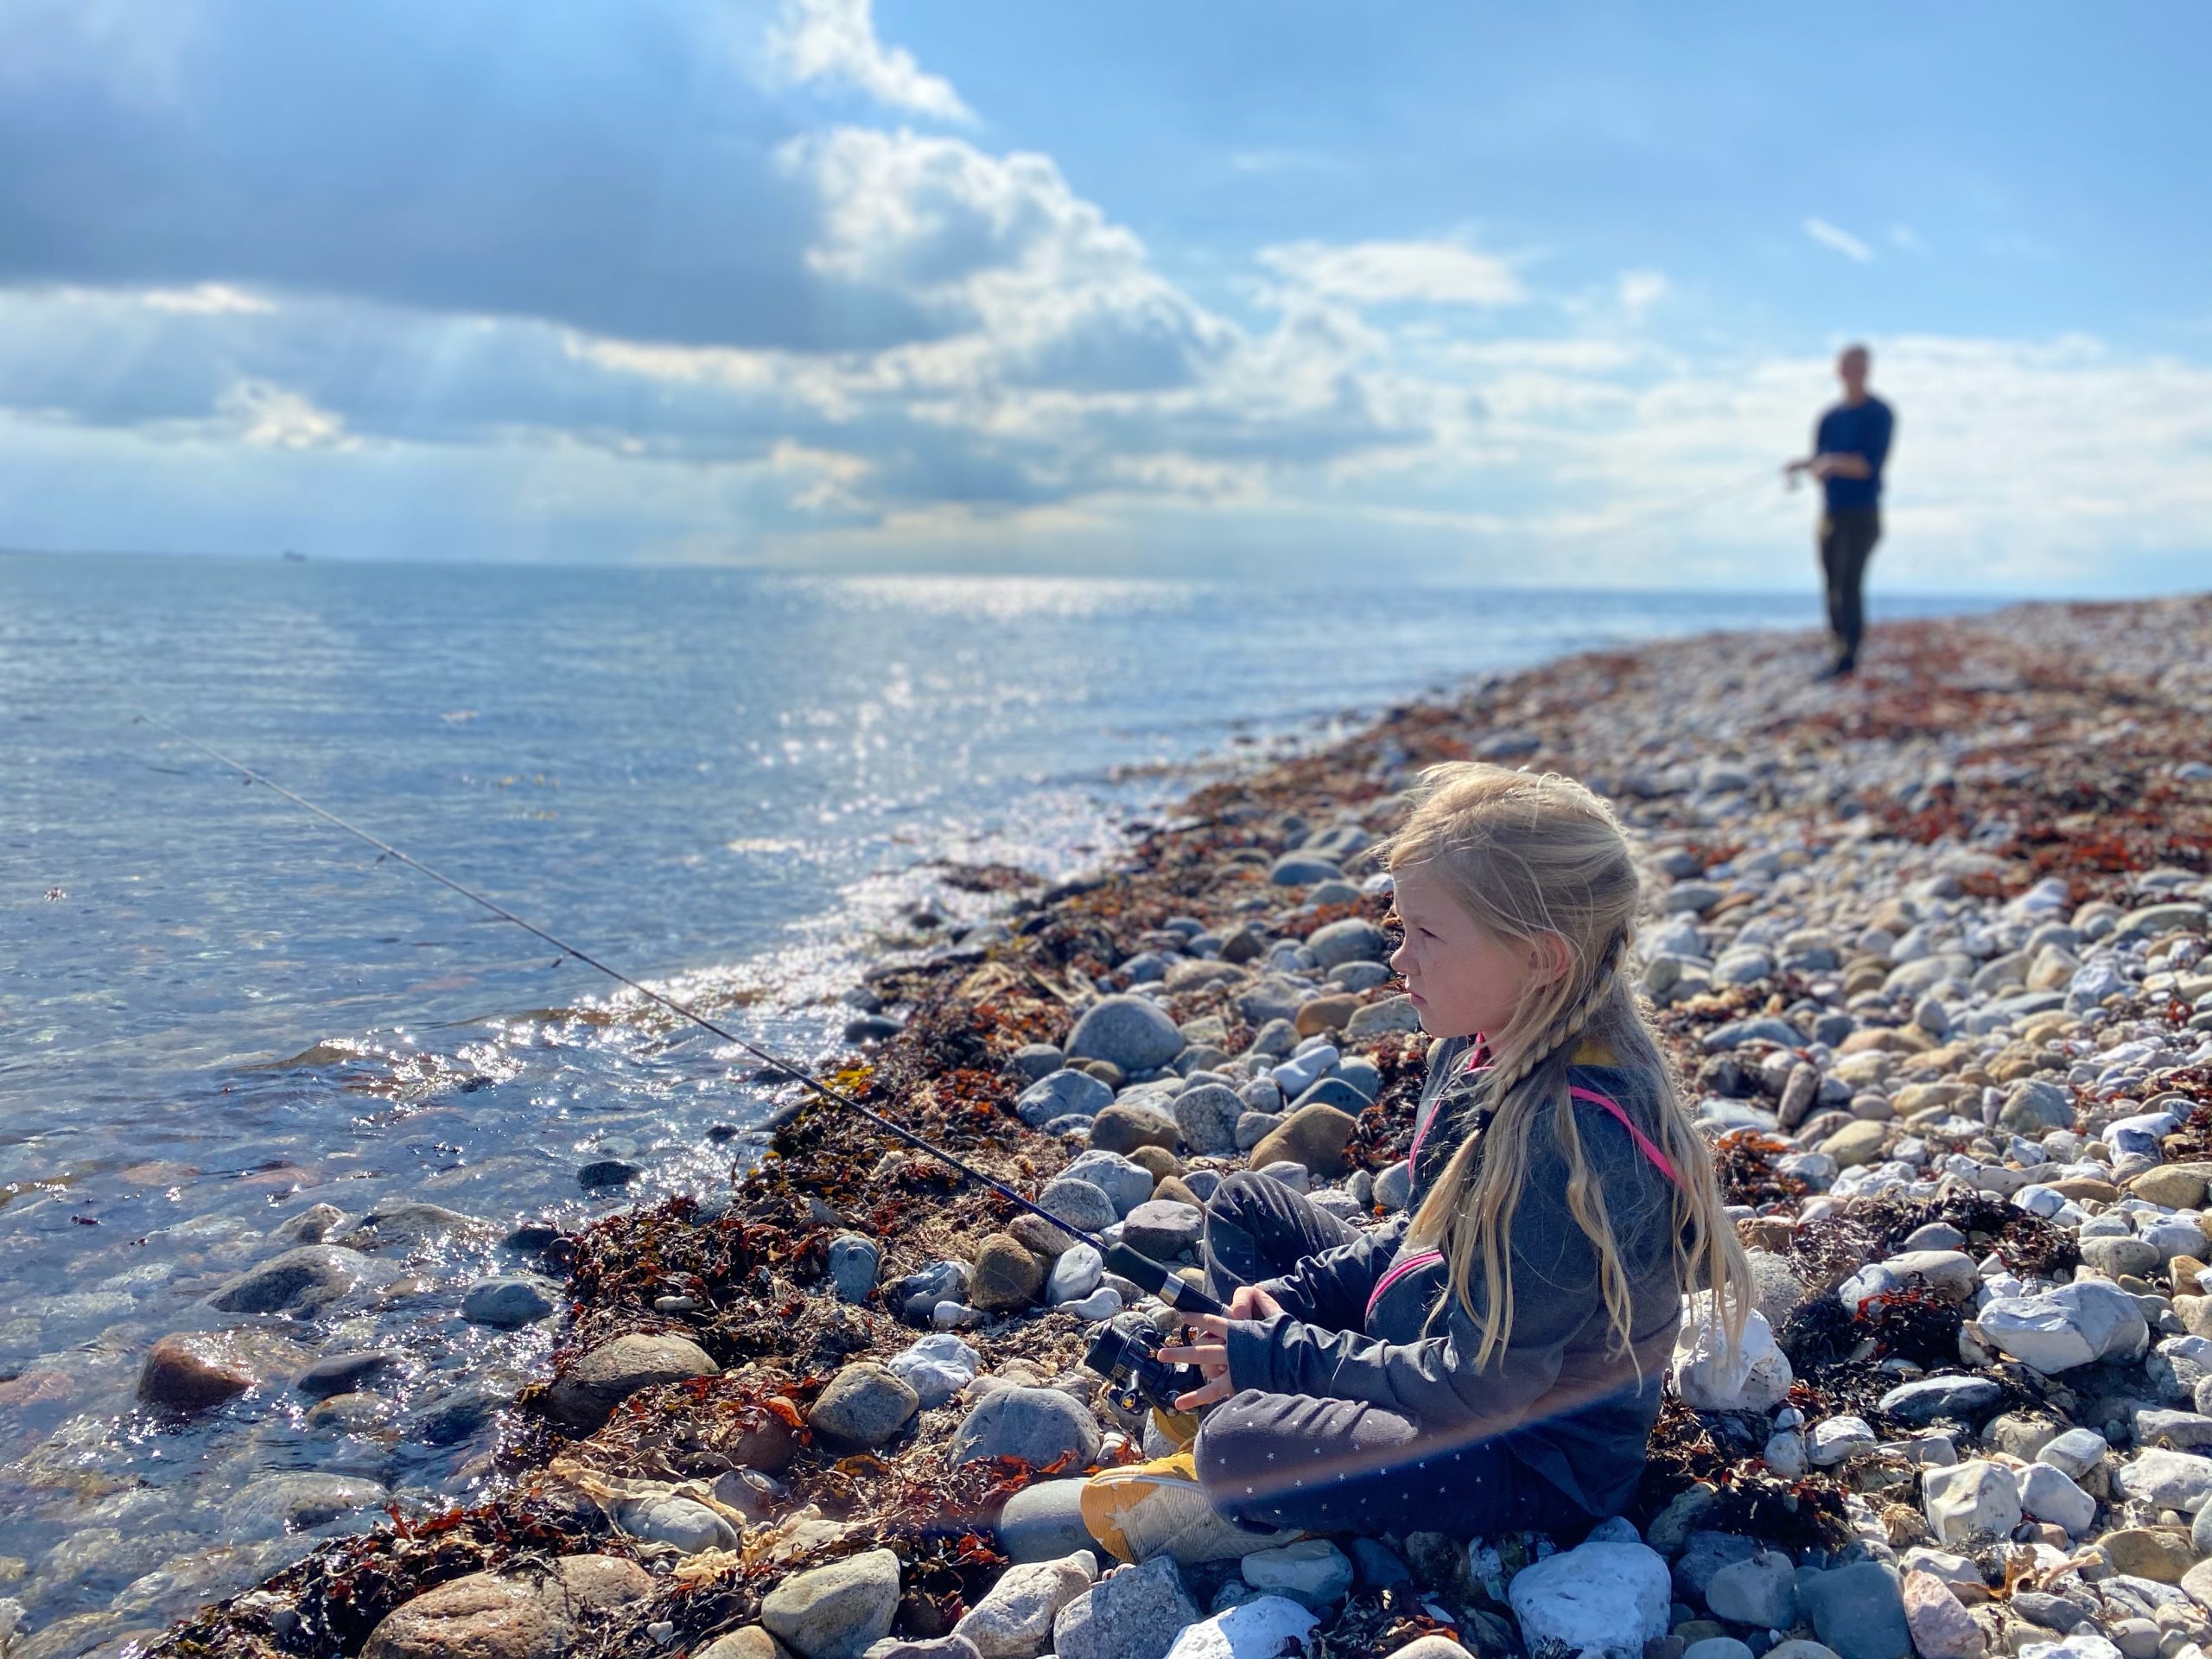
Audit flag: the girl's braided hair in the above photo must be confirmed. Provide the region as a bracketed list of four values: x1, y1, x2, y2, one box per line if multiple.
[1379, 764, 1748, 1367]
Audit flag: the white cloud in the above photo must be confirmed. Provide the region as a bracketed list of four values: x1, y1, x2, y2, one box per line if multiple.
[766, 0, 971, 121]
[138, 283, 276, 315]
[1616, 269, 1669, 318]
[218, 380, 350, 449]
[1259, 238, 1524, 307]
[1802, 217, 1874, 263]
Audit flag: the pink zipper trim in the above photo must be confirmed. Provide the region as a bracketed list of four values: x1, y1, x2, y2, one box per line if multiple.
[1570, 1086, 1681, 1186]
[1365, 1249, 1444, 1319]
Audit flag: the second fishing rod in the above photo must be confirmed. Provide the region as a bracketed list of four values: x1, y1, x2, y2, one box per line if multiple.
[137, 715, 1226, 1408]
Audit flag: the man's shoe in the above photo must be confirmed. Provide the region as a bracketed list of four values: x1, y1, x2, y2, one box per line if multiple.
[1815, 658, 1856, 682]
[1078, 1452, 1297, 1566]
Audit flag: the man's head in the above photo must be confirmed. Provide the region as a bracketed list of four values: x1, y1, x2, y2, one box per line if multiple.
[1837, 343, 1871, 398]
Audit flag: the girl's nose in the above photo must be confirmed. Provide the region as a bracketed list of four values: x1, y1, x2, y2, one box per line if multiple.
[1388, 938, 1412, 976]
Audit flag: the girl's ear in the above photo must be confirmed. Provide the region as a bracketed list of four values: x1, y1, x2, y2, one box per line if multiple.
[1525, 931, 1573, 986]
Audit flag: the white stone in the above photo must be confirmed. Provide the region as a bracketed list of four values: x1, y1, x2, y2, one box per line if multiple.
[1977, 1281, 2149, 1373]
[1922, 1459, 2024, 1545]
[1506, 1539, 1671, 1659]
[618, 1494, 740, 1554]
[1764, 1429, 1809, 1478]
[2019, 1637, 2122, 1659]
[1809, 1416, 1878, 1466]
[953, 1551, 1097, 1659]
[1239, 1540, 1354, 1609]
[2115, 1449, 2212, 1512]
[886, 1334, 981, 1409]
[2037, 1427, 2110, 1478]
[2015, 1462, 2098, 1535]
[1162, 1598, 1319, 1659]
[1670, 1297, 1793, 1413]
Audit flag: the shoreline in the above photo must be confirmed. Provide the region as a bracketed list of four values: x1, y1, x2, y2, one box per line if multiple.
[67, 594, 2212, 1659]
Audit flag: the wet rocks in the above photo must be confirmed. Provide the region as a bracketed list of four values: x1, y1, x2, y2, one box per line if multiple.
[576, 1159, 643, 1191]
[334, 1201, 490, 1252]
[949, 1386, 1101, 1470]
[545, 1332, 718, 1431]
[460, 1276, 558, 1328]
[807, 1363, 919, 1450]
[138, 1333, 257, 1412]
[295, 1349, 392, 1399]
[360, 1555, 653, 1659]
[761, 1548, 903, 1659]
[1879, 1375, 2001, 1425]
[1065, 997, 1185, 1075]
[951, 1549, 1097, 1659]
[1507, 1539, 1671, 1659]
[206, 1245, 370, 1316]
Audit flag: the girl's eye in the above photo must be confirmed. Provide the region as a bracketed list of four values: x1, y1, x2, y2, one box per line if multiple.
[1419, 928, 1438, 940]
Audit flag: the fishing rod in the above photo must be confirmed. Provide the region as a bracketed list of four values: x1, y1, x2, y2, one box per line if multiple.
[132, 713, 1224, 1328]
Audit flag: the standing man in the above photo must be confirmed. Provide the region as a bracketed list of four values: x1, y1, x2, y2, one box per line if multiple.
[1786, 343, 1894, 679]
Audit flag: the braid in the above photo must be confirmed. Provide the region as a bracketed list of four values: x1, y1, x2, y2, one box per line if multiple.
[1478, 924, 1632, 1111]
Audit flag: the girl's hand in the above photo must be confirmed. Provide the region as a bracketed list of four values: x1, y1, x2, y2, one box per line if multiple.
[1159, 1313, 1235, 1411]
[1228, 1285, 1283, 1320]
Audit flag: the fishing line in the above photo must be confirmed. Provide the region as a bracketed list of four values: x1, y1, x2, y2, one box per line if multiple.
[131, 712, 1224, 1316]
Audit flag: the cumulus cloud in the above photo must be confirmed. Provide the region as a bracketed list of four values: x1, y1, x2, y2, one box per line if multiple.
[765, 0, 971, 121]
[1259, 238, 1525, 307]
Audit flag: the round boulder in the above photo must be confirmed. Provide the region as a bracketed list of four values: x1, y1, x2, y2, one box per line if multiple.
[949, 1384, 1102, 1470]
[1305, 919, 1391, 969]
[546, 1332, 719, 1431]
[970, 1235, 1046, 1311]
[1065, 996, 1185, 1075]
[139, 1332, 257, 1413]
[808, 1362, 920, 1450]
[361, 1555, 653, 1659]
[206, 1245, 372, 1316]
[1249, 1104, 1359, 1179]
[761, 1548, 904, 1659]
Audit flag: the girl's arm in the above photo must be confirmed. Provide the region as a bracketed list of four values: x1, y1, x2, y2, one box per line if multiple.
[1223, 1097, 1667, 1433]
[1250, 1219, 1407, 1329]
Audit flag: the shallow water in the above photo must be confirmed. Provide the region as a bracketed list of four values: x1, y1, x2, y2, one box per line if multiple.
[0, 553, 1984, 1645]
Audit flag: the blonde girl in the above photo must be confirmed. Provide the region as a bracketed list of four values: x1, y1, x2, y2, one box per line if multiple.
[1087, 764, 1747, 1560]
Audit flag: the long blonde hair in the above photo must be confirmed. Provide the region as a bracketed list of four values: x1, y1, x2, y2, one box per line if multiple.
[1380, 763, 1748, 1366]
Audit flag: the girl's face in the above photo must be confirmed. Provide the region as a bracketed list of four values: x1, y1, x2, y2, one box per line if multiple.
[1388, 862, 1550, 1040]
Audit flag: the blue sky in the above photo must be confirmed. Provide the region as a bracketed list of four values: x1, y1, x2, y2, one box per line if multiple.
[1, 0, 2207, 590]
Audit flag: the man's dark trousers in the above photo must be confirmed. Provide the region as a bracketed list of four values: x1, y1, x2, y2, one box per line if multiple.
[1820, 507, 1881, 669]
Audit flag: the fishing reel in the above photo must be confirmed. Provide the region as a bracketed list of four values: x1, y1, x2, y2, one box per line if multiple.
[1083, 1318, 1207, 1415]
[1079, 1243, 1226, 1414]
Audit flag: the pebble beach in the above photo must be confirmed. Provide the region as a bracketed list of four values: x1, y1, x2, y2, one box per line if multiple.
[33, 592, 2212, 1659]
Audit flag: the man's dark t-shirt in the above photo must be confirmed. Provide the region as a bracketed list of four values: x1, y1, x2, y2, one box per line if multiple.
[1815, 396, 1894, 512]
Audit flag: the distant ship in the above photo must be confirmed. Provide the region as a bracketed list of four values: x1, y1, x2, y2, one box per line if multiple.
[281, 550, 308, 562]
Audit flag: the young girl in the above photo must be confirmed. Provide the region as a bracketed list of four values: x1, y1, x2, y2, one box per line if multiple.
[1082, 764, 1748, 1563]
